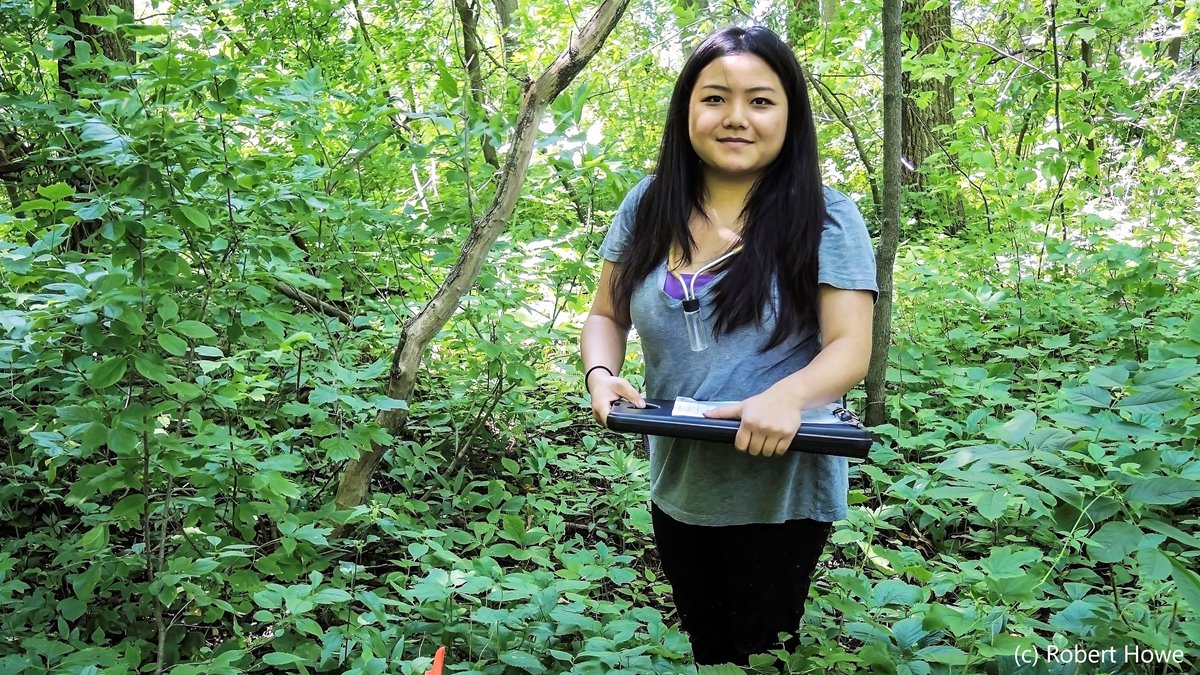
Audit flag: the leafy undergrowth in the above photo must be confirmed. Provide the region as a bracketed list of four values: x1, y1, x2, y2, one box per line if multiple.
[4, 231, 1199, 675]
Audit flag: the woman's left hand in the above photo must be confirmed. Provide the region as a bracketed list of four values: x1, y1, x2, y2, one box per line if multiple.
[703, 388, 802, 458]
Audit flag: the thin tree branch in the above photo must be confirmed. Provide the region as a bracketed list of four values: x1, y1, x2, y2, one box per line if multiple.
[199, 0, 252, 56]
[809, 71, 881, 216]
[274, 281, 356, 326]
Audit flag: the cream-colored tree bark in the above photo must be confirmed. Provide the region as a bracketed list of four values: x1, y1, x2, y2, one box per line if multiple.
[335, 0, 631, 510]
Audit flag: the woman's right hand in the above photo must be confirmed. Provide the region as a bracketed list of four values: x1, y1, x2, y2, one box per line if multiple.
[589, 374, 646, 427]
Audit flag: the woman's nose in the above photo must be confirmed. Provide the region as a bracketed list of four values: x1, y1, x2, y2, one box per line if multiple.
[723, 103, 748, 128]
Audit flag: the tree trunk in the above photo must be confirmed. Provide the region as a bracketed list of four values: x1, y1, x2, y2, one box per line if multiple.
[865, 0, 903, 428]
[56, 0, 134, 251]
[493, 0, 518, 63]
[788, 0, 820, 46]
[1166, 0, 1183, 63]
[56, 0, 134, 93]
[455, 0, 501, 168]
[334, 0, 631, 511]
[901, 0, 963, 232]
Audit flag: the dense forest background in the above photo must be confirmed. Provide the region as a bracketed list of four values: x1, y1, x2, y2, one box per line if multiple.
[2, 0, 1199, 672]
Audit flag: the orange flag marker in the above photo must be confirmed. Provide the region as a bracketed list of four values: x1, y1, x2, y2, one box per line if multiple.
[424, 646, 446, 675]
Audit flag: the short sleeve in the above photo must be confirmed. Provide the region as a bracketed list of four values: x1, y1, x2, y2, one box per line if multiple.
[598, 176, 654, 262]
[818, 187, 878, 301]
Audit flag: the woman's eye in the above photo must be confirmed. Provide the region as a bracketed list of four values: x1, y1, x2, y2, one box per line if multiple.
[752, 97, 774, 106]
[702, 95, 724, 103]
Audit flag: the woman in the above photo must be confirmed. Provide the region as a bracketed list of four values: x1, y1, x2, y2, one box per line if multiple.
[579, 26, 877, 666]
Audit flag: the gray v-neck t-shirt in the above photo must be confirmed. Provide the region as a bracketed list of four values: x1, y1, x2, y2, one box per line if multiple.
[598, 176, 878, 526]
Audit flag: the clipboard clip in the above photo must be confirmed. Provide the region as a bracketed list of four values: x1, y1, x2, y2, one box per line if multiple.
[832, 406, 864, 429]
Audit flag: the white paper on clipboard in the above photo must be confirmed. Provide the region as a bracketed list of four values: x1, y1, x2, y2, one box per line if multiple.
[672, 397, 739, 417]
[672, 396, 844, 424]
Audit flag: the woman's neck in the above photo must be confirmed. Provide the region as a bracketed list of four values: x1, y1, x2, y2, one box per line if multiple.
[701, 174, 757, 225]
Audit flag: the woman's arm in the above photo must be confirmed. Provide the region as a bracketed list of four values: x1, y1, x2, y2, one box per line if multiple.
[581, 260, 646, 426]
[704, 285, 874, 456]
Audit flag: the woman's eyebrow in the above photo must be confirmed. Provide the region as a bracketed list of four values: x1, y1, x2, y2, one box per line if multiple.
[699, 83, 779, 94]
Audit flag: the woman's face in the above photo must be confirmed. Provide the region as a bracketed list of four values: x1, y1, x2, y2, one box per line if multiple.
[687, 53, 789, 184]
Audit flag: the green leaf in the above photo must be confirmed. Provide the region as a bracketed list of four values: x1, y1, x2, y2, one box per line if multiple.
[1087, 522, 1143, 563]
[890, 616, 928, 649]
[1115, 388, 1185, 415]
[159, 296, 179, 322]
[1086, 365, 1129, 388]
[1065, 384, 1111, 408]
[312, 588, 352, 604]
[370, 396, 408, 411]
[169, 381, 202, 401]
[499, 651, 547, 674]
[916, 645, 968, 665]
[108, 424, 138, 455]
[111, 494, 146, 523]
[1141, 519, 1200, 548]
[262, 652, 306, 666]
[997, 410, 1036, 445]
[76, 199, 108, 220]
[274, 269, 331, 290]
[978, 546, 1042, 578]
[177, 205, 211, 229]
[1166, 553, 1200, 613]
[1032, 474, 1082, 506]
[173, 320, 217, 339]
[1137, 548, 1172, 582]
[871, 579, 923, 607]
[38, 183, 75, 200]
[1041, 334, 1071, 349]
[1133, 363, 1198, 388]
[59, 597, 88, 621]
[182, 559, 220, 576]
[158, 332, 189, 356]
[976, 490, 1009, 521]
[79, 524, 109, 554]
[922, 604, 969, 634]
[258, 454, 306, 473]
[607, 567, 637, 584]
[134, 352, 171, 383]
[288, 524, 332, 546]
[71, 563, 103, 600]
[17, 198, 54, 213]
[81, 14, 118, 31]
[1127, 477, 1200, 505]
[90, 357, 127, 389]
[261, 472, 302, 500]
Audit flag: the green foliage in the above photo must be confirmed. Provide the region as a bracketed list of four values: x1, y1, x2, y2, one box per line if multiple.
[2, 0, 1200, 673]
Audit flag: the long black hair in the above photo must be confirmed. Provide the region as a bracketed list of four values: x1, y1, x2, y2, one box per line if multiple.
[611, 26, 826, 351]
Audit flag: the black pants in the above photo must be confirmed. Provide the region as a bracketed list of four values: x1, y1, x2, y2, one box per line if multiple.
[651, 502, 832, 667]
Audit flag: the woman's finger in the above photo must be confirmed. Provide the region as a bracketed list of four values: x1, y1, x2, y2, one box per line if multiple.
[765, 435, 788, 458]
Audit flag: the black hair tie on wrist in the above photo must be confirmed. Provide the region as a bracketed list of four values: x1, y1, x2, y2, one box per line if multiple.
[585, 365, 614, 395]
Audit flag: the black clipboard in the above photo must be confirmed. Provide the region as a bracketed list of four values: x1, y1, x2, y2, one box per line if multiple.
[606, 398, 872, 459]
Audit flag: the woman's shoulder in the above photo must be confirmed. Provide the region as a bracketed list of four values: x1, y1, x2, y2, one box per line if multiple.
[820, 184, 852, 208]
[627, 174, 655, 200]
[613, 174, 656, 221]
[619, 172, 657, 214]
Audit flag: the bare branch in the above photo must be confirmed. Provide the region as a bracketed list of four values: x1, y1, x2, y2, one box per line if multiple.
[809, 71, 881, 217]
[274, 282, 357, 326]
